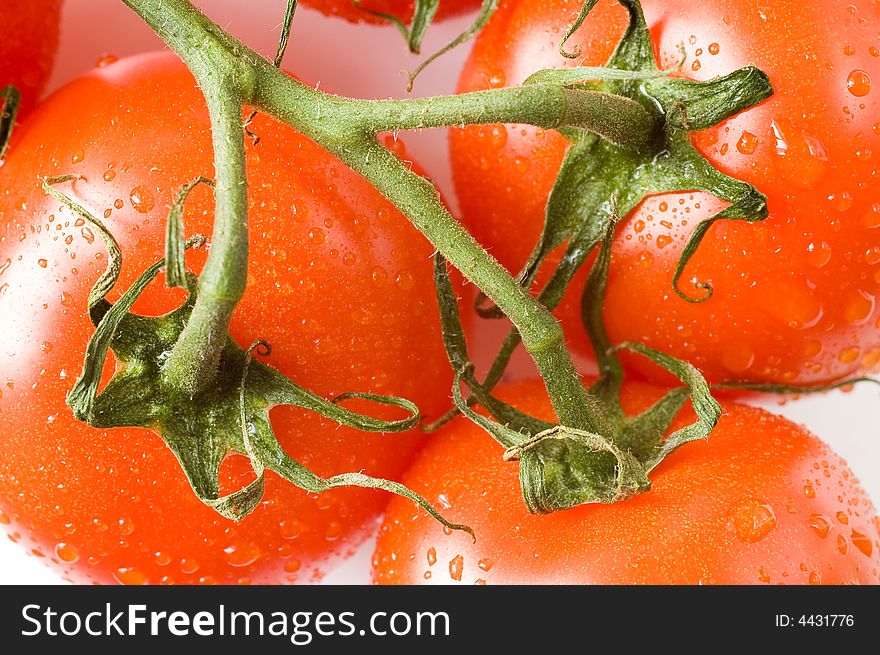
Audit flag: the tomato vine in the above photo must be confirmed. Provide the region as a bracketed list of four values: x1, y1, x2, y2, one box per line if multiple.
[50, 0, 797, 520]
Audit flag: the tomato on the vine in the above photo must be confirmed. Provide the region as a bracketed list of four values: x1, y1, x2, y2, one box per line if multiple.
[373, 378, 880, 584]
[451, 0, 880, 386]
[302, 0, 480, 25]
[0, 0, 62, 115]
[0, 52, 455, 584]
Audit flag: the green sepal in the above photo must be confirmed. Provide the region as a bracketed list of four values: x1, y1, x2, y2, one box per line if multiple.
[436, 196, 722, 515]
[433, 254, 553, 437]
[165, 176, 214, 290]
[713, 378, 880, 395]
[1, 84, 21, 161]
[472, 0, 772, 397]
[404, 0, 498, 91]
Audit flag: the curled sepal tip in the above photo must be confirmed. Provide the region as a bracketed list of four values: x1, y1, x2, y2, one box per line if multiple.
[611, 341, 721, 471]
[671, 185, 767, 303]
[165, 176, 214, 290]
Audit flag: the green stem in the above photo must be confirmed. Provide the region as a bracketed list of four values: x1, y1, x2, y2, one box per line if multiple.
[120, 0, 655, 430]
[352, 87, 655, 151]
[123, 0, 256, 395]
[161, 88, 250, 392]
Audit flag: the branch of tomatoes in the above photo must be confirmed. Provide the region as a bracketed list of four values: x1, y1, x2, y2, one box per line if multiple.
[92, 0, 787, 515]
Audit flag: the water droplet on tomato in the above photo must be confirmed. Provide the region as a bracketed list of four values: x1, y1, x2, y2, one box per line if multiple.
[155, 551, 171, 566]
[129, 186, 155, 213]
[54, 543, 79, 563]
[280, 519, 305, 540]
[488, 125, 507, 149]
[427, 547, 437, 566]
[487, 69, 506, 88]
[806, 241, 832, 268]
[851, 530, 873, 557]
[836, 511, 849, 525]
[837, 534, 849, 555]
[284, 559, 301, 573]
[325, 521, 342, 541]
[449, 554, 464, 581]
[114, 198, 124, 210]
[423, 570, 432, 580]
[308, 227, 325, 244]
[37, 258, 47, 268]
[843, 290, 875, 325]
[736, 131, 758, 155]
[809, 514, 831, 538]
[808, 571, 822, 585]
[847, 70, 872, 97]
[721, 341, 755, 374]
[180, 558, 200, 574]
[395, 270, 414, 290]
[103, 169, 116, 182]
[478, 558, 494, 572]
[117, 517, 134, 536]
[838, 347, 860, 364]
[827, 191, 854, 212]
[224, 542, 261, 567]
[708, 43, 720, 55]
[114, 567, 146, 585]
[758, 567, 771, 583]
[96, 54, 119, 67]
[71, 150, 84, 164]
[730, 499, 777, 543]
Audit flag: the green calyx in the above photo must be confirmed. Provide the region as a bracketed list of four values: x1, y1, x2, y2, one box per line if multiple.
[45, 175, 472, 537]
[436, 216, 721, 513]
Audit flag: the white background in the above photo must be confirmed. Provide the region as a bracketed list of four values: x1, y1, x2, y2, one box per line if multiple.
[1, 0, 878, 584]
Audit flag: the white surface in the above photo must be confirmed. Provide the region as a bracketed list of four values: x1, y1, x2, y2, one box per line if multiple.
[1, 1, 878, 585]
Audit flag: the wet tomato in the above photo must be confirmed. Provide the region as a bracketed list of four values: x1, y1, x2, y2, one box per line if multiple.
[374, 378, 880, 584]
[0, 52, 453, 584]
[451, 0, 880, 385]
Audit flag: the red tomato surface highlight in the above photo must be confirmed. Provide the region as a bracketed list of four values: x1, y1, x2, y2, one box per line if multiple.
[451, 0, 880, 386]
[0, 0, 62, 114]
[0, 52, 454, 584]
[302, 0, 480, 25]
[373, 378, 880, 584]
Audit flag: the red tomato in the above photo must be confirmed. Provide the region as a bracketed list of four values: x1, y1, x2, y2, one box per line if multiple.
[373, 378, 880, 584]
[0, 0, 62, 114]
[0, 52, 454, 584]
[302, 0, 480, 24]
[451, 0, 880, 386]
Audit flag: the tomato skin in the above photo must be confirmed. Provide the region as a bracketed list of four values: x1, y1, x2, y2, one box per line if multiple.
[0, 0, 61, 114]
[451, 0, 880, 385]
[302, 0, 480, 25]
[373, 378, 880, 584]
[0, 52, 454, 584]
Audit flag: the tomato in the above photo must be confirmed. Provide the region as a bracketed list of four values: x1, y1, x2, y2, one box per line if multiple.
[0, 52, 454, 584]
[451, 0, 880, 386]
[0, 0, 62, 114]
[373, 377, 880, 584]
[302, 0, 480, 25]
